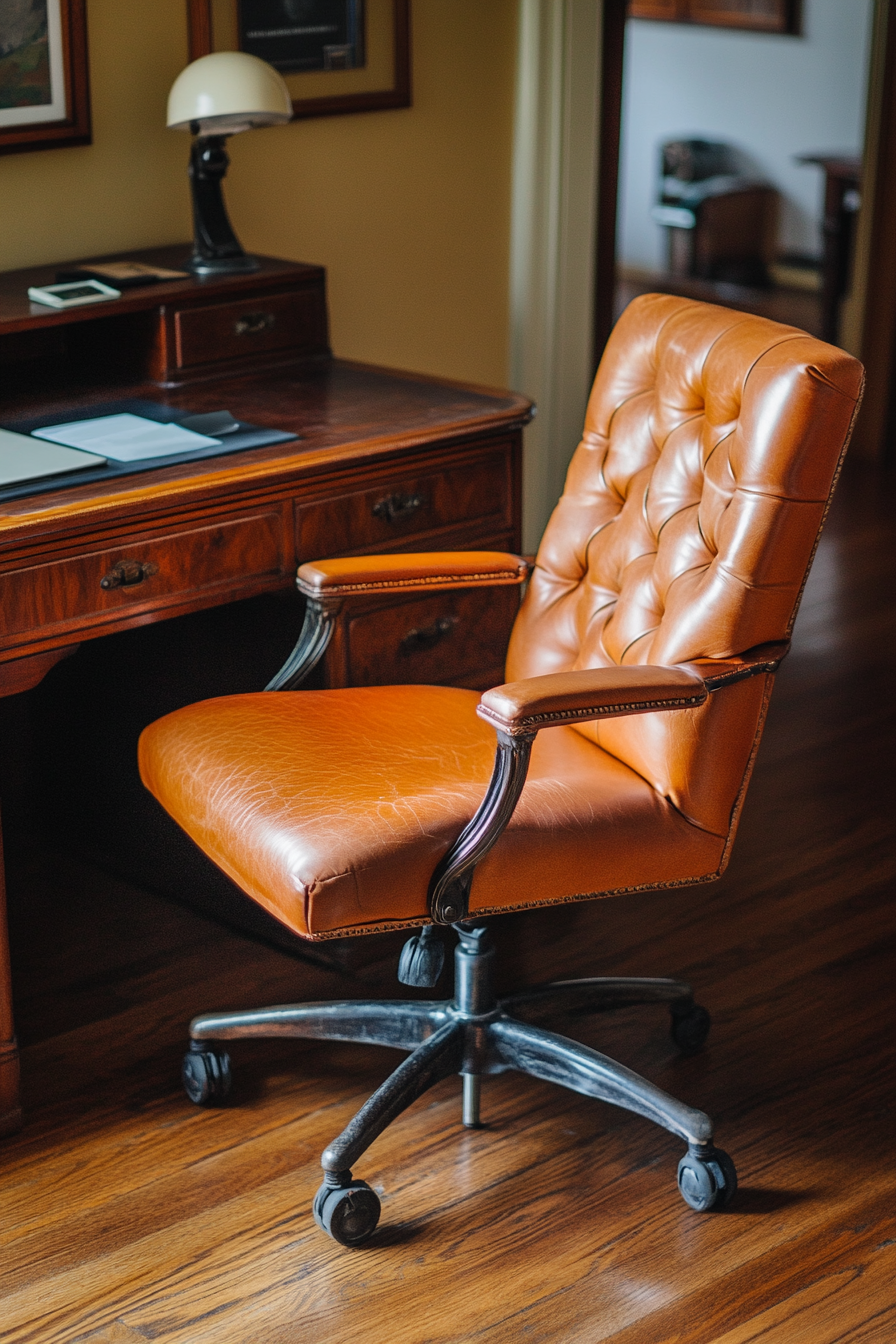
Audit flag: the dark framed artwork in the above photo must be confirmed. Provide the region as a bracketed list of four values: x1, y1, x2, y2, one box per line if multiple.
[238, 0, 364, 73]
[628, 0, 800, 34]
[187, 0, 411, 119]
[0, 0, 91, 155]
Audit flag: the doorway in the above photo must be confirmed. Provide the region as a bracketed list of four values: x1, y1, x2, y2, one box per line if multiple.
[610, 2, 874, 349]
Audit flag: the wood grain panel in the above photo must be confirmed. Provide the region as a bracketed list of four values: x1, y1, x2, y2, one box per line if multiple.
[172, 287, 328, 371]
[0, 511, 285, 643]
[296, 447, 513, 559]
[337, 584, 521, 688]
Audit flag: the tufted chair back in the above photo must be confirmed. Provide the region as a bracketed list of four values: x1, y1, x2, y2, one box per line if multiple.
[506, 294, 864, 838]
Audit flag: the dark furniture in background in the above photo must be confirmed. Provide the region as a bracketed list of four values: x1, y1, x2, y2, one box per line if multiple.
[628, 0, 799, 34]
[653, 138, 778, 288]
[0, 245, 530, 1137]
[796, 153, 863, 343]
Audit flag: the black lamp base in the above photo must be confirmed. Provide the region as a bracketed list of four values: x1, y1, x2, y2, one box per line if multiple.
[187, 252, 261, 277]
[187, 135, 259, 280]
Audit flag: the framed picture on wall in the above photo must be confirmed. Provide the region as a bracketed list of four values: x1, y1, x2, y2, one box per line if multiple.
[238, 1, 364, 73]
[0, 0, 91, 155]
[187, 0, 410, 118]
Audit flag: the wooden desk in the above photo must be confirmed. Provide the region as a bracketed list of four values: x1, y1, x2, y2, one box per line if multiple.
[0, 247, 530, 1135]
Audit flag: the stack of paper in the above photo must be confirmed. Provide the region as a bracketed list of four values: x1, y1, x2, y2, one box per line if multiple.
[32, 413, 220, 462]
[0, 428, 106, 488]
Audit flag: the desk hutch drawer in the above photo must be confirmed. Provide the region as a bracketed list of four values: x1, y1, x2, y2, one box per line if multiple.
[297, 448, 513, 559]
[173, 288, 326, 371]
[329, 585, 521, 690]
[0, 510, 285, 641]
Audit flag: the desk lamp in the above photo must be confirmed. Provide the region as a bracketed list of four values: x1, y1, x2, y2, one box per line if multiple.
[167, 52, 292, 277]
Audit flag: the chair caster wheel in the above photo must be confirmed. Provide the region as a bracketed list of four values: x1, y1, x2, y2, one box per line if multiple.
[677, 1146, 737, 1211]
[313, 1172, 381, 1247]
[182, 1043, 231, 1106]
[670, 1001, 711, 1054]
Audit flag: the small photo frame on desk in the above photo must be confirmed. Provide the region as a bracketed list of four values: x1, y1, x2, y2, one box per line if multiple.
[187, 0, 410, 118]
[0, 0, 91, 155]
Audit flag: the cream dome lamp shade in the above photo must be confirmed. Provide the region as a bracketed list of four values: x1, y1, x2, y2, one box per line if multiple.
[167, 53, 292, 276]
[167, 52, 293, 135]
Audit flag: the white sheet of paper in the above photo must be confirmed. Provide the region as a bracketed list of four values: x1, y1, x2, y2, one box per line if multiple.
[31, 413, 220, 462]
[0, 427, 106, 487]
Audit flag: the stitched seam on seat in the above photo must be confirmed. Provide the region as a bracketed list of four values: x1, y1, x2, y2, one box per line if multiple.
[656, 409, 704, 454]
[302, 868, 728, 939]
[619, 625, 660, 663]
[698, 314, 752, 378]
[715, 563, 798, 591]
[702, 424, 736, 471]
[739, 330, 815, 398]
[733, 485, 828, 504]
[655, 497, 700, 541]
[603, 386, 653, 442]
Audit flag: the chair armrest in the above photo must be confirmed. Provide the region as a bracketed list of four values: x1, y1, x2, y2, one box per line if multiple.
[296, 551, 530, 601]
[680, 641, 790, 690]
[477, 665, 708, 737]
[429, 648, 786, 922]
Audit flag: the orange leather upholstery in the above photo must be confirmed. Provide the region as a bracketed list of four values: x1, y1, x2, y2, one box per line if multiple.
[139, 685, 725, 938]
[507, 294, 863, 833]
[139, 296, 863, 941]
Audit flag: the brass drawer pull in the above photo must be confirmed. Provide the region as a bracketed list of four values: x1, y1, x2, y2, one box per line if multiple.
[401, 615, 458, 652]
[100, 560, 159, 590]
[235, 311, 276, 336]
[373, 491, 425, 523]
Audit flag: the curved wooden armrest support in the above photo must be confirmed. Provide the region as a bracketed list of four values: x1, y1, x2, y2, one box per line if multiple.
[268, 551, 530, 692]
[265, 597, 339, 691]
[428, 729, 535, 925]
[296, 551, 530, 600]
[477, 665, 708, 737]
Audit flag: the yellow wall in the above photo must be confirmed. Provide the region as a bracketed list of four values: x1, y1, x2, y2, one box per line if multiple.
[0, 0, 191, 270]
[0, 1, 518, 388]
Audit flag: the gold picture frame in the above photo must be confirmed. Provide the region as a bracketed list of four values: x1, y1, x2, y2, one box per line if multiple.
[0, 0, 91, 156]
[186, 0, 411, 119]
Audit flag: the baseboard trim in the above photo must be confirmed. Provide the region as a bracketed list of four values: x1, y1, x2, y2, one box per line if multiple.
[0, 1039, 22, 1137]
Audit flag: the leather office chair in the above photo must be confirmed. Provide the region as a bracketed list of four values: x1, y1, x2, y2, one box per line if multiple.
[139, 294, 863, 1247]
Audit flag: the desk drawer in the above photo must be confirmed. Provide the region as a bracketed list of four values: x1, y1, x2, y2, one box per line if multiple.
[298, 449, 513, 559]
[333, 585, 520, 689]
[0, 511, 285, 640]
[174, 288, 325, 370]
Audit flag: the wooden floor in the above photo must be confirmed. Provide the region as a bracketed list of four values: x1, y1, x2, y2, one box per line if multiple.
[1, 462, 894, 1343]
[615, 268, 825, 338]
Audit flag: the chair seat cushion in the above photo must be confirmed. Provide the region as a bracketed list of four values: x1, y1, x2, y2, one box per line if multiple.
[138, 685, 726, 939]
